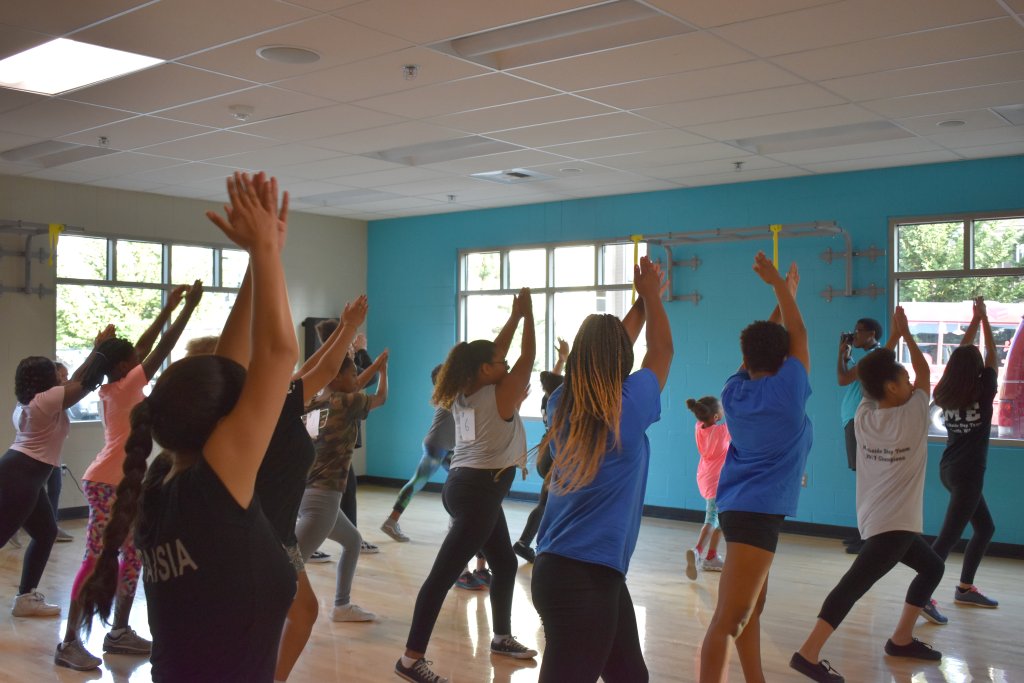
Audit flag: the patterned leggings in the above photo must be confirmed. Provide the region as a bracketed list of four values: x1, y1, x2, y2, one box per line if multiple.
[70, 480, 142, 600]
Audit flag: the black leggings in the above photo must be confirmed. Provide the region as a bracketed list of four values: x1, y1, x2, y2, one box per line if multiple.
[406, 466, 518, 653]
[0, 449, 58, 594]
[931, 468, 994, 585]
[518, 448, 552, 546]
[532, 553, 647, 683]
[818, 530, 944, 629]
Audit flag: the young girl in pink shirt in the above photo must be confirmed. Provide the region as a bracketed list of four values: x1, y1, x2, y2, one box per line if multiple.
[685, 396, 730, 580]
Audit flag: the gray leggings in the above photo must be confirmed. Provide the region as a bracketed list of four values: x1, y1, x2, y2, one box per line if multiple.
[295, 488, 361, 606]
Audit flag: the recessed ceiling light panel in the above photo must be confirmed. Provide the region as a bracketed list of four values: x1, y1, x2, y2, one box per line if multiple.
[0, 38, 162, 95]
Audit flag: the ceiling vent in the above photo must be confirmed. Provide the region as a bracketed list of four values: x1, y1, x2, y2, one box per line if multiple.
[471, 168, 554, 184]
[991, 104, 1024, 126]
[0, 140, 117, 167]
[361, 136, 520, 166]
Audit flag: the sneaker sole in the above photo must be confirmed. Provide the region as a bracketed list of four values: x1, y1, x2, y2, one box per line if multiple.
[702, 565, 724, 572]
[491, 649, 538, 659]
[54, 657, 101, 671]
[920, 610, 948, 625]
[104, 644, 152, 655]
[381, 528, 410, 542]
[12, 609, 60, 618]
[685, 549, 698, 581]
[954, 599, 998, 608]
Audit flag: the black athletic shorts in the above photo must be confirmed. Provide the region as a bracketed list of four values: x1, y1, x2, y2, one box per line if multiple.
[719, 510, 785, 553]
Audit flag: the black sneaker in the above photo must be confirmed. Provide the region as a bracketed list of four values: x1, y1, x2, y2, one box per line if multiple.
[473, 568, 492, 587]
[845, 539, 864, 554]
[789, 652, 844, 682]
[884, 638, 942, 661]
[490, 635, 537, 659]
[395, 658, 449, 683]
[513, 541, 536, 563]
[308, 550, 331, 563]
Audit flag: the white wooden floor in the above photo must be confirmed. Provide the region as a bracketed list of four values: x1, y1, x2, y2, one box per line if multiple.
[1, 485, 1020, 682]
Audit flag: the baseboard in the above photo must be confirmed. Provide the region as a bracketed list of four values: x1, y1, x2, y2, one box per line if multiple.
[358, 475, 1024, 560]
[56, 506, 89, 521]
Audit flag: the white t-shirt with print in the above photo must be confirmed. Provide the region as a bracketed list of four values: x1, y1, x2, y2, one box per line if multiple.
[854, 389, 929, 539]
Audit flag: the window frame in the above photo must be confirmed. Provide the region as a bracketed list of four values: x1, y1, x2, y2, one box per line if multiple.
[889, 208, 1024, 447]
[457, 238, 645, 419]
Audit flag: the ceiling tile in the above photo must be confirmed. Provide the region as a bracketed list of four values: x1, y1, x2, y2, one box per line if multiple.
[234, 103, 404, 142]
[419, 149, 572, 175]
[1, 1, 150, 36]
[333, 0, 597, 44]
[799, 149, 960, 173]
[355, 74, 557, 119]
[338, 167, 453, 188]
[955, 141, 1024, 159]
[59, 151, 185, 177]
[713, 0, 1004, 58]
[0, 159, 43, 176]
[158, 86, 336, 129]
[490, 113, 666, 148]
[821, 52, 1024, 102]
[0, 24, 53, 61]
[26, 166, 114, 183]
[0, 89, 45, 115]
[0, 99, 132, 139]
[208, 144, 341, 171]
[0, 130, 46, 153]
[646, 0, 839, 28]
[371, 176, 504, 199]
[685, 104, 881, 141]
[560, 178, 682, 197]
[638, 84, 846, 128]
[63, 64, 251, 115]
[71, 0, 314, 61]
[277, 47, 489, 104]
[861, 80, 1024, 119]
[927, 126, 1024, 150]
[542, 129, 710, 160]
[282, 155, 405, 180]
[90, 176, 169, 192]
[765, 137, 945, 164]
[181, 16, 410, 83]
[130, 162, 239, 185]
[284, 0, 364, 10]
[431, 95, 616, 134]
[334, 197, 448, 213]
[510, 32, 751, 92]
[646, 155, 784, 180]
[773, 18, 1024, 81]
[587, 142, 754, 170]
[682, 167, 813, 186]
[58, 116, 215, 150]
[579, 60, 804, 110]
[896, 109, 1013, 136]
[311, 121, 471, 155]
[137, 131, 279, 161]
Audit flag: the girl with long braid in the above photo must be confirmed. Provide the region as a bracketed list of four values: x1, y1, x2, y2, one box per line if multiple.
[531, 256, 672, 683]
[76, 172, 298, 683]
[1, 328, 112, 617]
[396, 288, 537, 683]
[56, 282, 203, 670]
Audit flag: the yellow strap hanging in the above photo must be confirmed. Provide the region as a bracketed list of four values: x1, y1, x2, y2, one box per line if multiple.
[770, 224, 782, 269]
[630, 234, 643, 303]
[48, 223, 65, 266]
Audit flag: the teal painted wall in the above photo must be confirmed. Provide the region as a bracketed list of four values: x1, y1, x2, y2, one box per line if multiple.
[366, 156, 1024, 545]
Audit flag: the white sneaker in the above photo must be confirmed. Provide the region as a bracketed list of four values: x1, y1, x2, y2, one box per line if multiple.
[12, 590, 60, 617]
[701, 555, 725, 572]
[381, 519, 410, 542]
[331, 603, 376, 622]
[685, 548, 700, 581]
[55, 528, 73, 543]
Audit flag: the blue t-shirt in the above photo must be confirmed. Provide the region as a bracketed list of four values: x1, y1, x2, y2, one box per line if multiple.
[840, 347, 879, 425]
[715, 356, 813, 517]
[536, 369, 661, 575]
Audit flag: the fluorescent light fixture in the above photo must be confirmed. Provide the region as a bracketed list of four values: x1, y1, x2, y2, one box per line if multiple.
[0, 139, 116, 167]
[471, 168, 554, 184]
[730, 121, 913, 155]
[0, 38, 162, 95]
[362, 136, 520, 166]
[432, 0, 693, 70]
[991, 104, 1024, 126]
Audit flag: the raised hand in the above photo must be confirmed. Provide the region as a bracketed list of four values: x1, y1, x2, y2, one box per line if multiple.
[556, 337, 569, 362]
[184, 279, 204, 309]
[512, 287, 533, 319]
[634, 255, 661, 300]
[973, 296, 987, 320]
[893, 306, 909, 338]
[376, 349, 389, 367]
[353, 333, 367, 351]
[752, 251, 784, 286]
[94, 324, 115, 348]
[205, 172, 281, 252]
[341, 296, 369, 329]
[251, 173, 290, 251]
[784, 262, 799, 297]
[167, 284, 189, 310]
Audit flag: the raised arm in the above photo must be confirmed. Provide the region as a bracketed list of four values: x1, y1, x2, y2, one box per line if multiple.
[755, 254, 808, 373]
[301, 297, 368, 403]
[552, 338, 569, 375]
[496, 287, 535, 419]
[894, 306, 929, 392]
[63, 325, 115, 408]
[621, 261, 665, 345]
[204, 173, 298, 507]
[140, 281, 203, 380]
[214, 266, 252, 366]
[356, 348, 386, 388]
[637, 256, 673, 389]
[972, 297, 998, 370]
[367, 351, 389, 411]
[133, 285, 186, 361]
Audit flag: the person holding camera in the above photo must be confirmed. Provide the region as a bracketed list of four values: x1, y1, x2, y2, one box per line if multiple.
[836, 318, 882, 554]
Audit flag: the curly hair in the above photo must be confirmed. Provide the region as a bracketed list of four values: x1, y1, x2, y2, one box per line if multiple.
[541, 314, 633, 494]
[75, 355, 246, 629]
[432, 340, 495, 409]
[14, 356, 58, 405]
[539, 371, 564, 396]
[740, 320, 790, 374]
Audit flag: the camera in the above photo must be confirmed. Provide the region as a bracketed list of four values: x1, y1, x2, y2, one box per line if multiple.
[840, 332, 855, 345]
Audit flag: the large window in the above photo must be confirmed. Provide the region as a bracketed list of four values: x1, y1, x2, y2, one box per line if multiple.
[57, 234, 246, 421]
[459, 240, 648, 418]
[891, 211, 1024, 441]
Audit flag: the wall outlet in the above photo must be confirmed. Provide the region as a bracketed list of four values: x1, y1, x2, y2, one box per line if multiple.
[801, 473, 808, 487]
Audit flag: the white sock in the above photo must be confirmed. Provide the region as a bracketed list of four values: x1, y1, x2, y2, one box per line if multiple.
[400, 655, 417, 668]
[109, 627, 126, 637]
[492, 634, 509, 644]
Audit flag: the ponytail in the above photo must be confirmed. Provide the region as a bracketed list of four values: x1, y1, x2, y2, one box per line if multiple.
[432, 340, 494, 409]
[76, 399, 154, 630]
[686, 396, 722, 426]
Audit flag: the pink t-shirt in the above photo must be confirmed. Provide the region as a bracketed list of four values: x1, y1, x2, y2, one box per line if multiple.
[694, 421, 730, 499]
[83, 364, 148, 486]
[10, 385, 69, 466]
